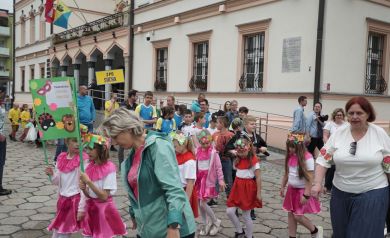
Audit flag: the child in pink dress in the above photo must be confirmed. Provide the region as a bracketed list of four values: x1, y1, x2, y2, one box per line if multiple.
[78, 134, 126, 238]
[280, 133, 322, 238]
[45, 138, 89, 238]
[195, 129, 226, 236]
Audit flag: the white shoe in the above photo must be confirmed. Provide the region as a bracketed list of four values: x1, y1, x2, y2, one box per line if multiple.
[209, 219, 221, 236]
[199, 224, 207, 236]
[205, 220, 213, 235]
[313, 226, 323, 238]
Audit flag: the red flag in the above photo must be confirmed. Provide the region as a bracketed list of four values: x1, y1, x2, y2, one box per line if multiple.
[45, 0, 55, 23]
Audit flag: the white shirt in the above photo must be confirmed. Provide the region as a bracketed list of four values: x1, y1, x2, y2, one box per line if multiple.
[235, 163, 260, 179]
[178, 160, 196, 187]
[190, 126, 204, 137]
[207, 127, 217, 136]
[88, 172, 117, 198]
[288, 154, 315, 188]
[317, 123, 390, 193]
[324, 121, 347, 136]
[181, 124, 193, 137]
[56, 169, 80, 197]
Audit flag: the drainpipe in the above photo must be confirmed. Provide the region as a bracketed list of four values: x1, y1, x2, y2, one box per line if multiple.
[313, 0, 325, 104]
[128, 0, 134, 90]
[11, 0, 15, 106]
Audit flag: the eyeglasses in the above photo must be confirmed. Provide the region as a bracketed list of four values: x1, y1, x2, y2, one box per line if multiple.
[350, 141, 357, 156]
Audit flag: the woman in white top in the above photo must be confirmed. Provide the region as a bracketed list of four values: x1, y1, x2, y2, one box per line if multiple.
[322, 108, 346, 192]
[311, 96, 390, 238]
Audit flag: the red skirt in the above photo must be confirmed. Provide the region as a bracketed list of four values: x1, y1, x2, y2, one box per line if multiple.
[81, 197, 127, 238]
[227, 177, 262, 210]
[48, 193, 81, 234]
[184, 185, 199, 218]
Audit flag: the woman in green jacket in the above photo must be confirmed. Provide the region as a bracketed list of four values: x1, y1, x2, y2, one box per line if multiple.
[101, 108, 196, 238]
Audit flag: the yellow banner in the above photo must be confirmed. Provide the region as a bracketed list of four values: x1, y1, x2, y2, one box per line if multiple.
[96, 69, 124, 85]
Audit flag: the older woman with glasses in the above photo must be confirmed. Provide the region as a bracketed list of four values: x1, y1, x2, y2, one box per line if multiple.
[311, 96, 390, 238]
[101, 108, 196, 238]
[322, 108, 346, 193]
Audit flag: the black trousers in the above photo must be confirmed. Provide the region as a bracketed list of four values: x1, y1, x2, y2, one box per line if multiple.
[0, 139, 6, 189]
[324, 165, 335, 190]
[307, 137, 324, 157]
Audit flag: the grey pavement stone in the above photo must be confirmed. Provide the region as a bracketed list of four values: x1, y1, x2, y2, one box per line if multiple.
[12, 230, 44, 238]
[0, 205, 17, 213]
[1, 198, 26, 206]
[22, 221, 49, 230]
[29, 213, 54, 221]
[0, 225, 19, 235]
[18, 202, 44, 210]
[0, 216, 29, 225]
[10, 209, 37, 217]
[26, 196, 51, 203]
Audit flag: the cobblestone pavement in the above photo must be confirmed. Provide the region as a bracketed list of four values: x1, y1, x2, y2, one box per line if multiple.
[0, 126, 333, 238]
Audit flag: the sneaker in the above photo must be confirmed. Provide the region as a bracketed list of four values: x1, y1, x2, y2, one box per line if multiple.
[250, 209, 256, 220]
[207, 199, 218, 208]
[209, 219, 221, 236]
[199, 224, 207, 236]
[205, 220, 213, 235]
[0, 189, 12, 196]
[234, 231, 245, 238]
[312, 226, 323, 238]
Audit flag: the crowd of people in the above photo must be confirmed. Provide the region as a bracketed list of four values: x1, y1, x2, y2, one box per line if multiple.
[0, 87, 390, 238]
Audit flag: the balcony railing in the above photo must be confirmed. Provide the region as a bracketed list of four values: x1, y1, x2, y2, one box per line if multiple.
[52, 12, 128, 44]
[365, 75, 387, 95]
[0, 26, 10, 37]
[0, 47, 10, 57]
[239, 73, 263, 92]
[189, 75, 207, 91]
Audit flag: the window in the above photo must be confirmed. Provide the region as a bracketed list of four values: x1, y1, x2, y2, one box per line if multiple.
[365, 32, 386, 94]
[155, 47, 168, 91]
[21, 22, 25, 46]
[30, 65, 35, 80]
[365, 18, 390, 95]
[237, 19, 270, 92]
[0, 60, 5, 71]
[21, 68, 25, 92]
[30, 15, 36, 43]
[241, 33, 265, 91]
[40, 64, 45, 78]
[191, 42, 209, 91]
[187, 31, 212, 91]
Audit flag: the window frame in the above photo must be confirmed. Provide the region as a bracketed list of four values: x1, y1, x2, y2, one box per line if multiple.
[152, 38, 170, 91]
[187, 30, 212, 92]
[365, 18, 390, 95]
[236, 19, 270, 92]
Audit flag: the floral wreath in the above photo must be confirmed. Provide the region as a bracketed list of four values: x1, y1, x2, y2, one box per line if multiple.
[171, 131, 188, 145]
[82, 133, 110, 149]
[197, 130, 212, 144]
[287, 132, 305, 144]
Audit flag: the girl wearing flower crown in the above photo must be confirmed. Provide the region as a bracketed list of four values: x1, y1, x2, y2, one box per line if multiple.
[78, 134, 126, 238]
[195, 129, 226, 236]
[172, 131, 198, 218]
[280, 133, 322, 238]
[45, 137, 89, 238]
[226, 134, 262, 238]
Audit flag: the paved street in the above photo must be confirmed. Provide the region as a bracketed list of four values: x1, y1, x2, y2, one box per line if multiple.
[0, 124, 333, 238]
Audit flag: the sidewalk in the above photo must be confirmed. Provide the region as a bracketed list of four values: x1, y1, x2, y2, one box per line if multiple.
[0, 124, 333, 238]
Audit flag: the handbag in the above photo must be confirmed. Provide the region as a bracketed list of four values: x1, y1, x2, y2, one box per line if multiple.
[25, 126, 37, 141]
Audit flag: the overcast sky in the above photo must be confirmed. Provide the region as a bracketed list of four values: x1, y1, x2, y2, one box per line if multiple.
[2, 0, 13, 13]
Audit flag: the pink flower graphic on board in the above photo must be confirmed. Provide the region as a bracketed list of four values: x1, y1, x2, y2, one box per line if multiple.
[49, 103, 58, 111]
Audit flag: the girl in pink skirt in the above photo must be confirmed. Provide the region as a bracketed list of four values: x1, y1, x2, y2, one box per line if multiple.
[45, 138, 89, 238]
[195, 129, 226, 236]
[78, 134, 126, 238]
[280, 133, 322, 238]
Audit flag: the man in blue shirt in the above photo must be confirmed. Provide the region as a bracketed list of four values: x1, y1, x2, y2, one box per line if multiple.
[191, 93, 205, 114]
[77, 85, 96, 133]
[200, 99, 211, 128]
[290, 96, 307, 133]
[135, 91, 157, 129]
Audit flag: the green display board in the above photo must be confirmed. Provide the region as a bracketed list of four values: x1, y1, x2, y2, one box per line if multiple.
[29, 77, 79, 141]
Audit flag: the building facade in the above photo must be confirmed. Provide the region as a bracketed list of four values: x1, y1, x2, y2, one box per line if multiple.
[0, 9, 13, 97]
[132, 0, 390, 120]
[14, 0, 115, 104]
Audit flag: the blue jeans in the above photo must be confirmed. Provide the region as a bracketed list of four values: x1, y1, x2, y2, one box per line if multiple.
[54, 139, 67, 162]
[330, 186, 388, 238]
[221, 158, 233, 197]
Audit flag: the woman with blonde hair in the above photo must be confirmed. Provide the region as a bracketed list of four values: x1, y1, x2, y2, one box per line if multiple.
[101, 107, 196, 238]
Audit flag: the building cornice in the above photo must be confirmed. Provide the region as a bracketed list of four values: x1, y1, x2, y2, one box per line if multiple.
[15, 49, 49, 62]
[367, 0, 390, 7]
[134, 0, 178, 14]
[15, 38, 51, 52]
[15, 0, 35, 12]
[134, 0, 279, 34]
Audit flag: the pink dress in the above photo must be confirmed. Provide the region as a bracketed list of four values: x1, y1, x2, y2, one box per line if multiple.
[196, 147, 218, 200]
[81, 161, 127, 238]
[282, 152, 321, 215]
[48, 152, 89, 234]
